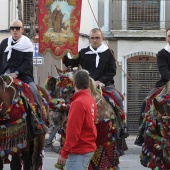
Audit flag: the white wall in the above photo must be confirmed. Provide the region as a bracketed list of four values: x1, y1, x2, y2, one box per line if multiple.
[78, 0, 95, 50]
[0, 0, 9, 30]
[117, 40, 166, 61]
[0, 0, 18, 30]
[0, 33, 11, 42]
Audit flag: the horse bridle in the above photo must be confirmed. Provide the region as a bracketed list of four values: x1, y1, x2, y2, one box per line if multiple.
[96, 83, 104, 105]
[0, 75, 16, 113]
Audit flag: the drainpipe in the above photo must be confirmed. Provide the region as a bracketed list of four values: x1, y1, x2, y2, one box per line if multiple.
[8, 0, 10, 29]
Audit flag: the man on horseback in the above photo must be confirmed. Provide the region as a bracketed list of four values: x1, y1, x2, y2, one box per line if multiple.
[63, 28, 128, 138]
[57, 69, 97, 170]
[0, 19, 43, 134]
[135, 27, 170, 146]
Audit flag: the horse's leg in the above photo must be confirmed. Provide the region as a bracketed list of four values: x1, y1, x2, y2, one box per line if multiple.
[0, 158, 3, 170]
[21, 150, 33, 170]
[10, 153, 21, 170]
[32, 133, 45, 170]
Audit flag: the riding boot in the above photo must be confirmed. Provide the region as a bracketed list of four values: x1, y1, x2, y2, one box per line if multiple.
[134, 128, 144, 146]
[118, 125, 129, 139]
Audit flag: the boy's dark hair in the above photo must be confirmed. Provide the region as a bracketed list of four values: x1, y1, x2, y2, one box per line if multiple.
[74, 69, 90, 89]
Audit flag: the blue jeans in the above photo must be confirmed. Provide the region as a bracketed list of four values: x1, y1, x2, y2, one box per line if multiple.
[65, 152, 94, 170]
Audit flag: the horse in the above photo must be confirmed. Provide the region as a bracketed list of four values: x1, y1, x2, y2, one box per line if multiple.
[0, 74, 50, 170]
[45, 66, 128, 169]
[140, 80, 170, 169]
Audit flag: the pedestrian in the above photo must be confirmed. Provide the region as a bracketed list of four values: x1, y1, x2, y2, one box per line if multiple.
[134, 27, 170, 146]
[0, 19, 43, 133]
[57, 69, 97, 170]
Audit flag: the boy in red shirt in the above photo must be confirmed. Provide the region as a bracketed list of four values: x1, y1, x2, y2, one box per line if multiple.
[57, 69, 97, 170]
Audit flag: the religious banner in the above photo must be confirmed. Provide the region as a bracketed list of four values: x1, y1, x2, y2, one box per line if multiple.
[38, 0, 82, 59]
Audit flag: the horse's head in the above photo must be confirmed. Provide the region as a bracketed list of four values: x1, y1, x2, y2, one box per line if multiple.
[49, 98, 69, 129]
[45, 67, 75, 128]
[88, 77, 114, 120]
[45, 73, 74, 103]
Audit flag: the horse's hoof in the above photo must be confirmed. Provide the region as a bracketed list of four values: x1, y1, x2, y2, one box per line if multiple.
[134, 135, 144, 146]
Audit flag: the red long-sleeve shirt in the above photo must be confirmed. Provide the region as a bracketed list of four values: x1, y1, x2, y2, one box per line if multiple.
[60, 89, 97, 159]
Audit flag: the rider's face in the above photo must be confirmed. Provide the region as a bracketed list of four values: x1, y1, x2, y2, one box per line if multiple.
[166, 30, 170, 45]
[10, 21, 24, 41]
[89, 31, 103, 49]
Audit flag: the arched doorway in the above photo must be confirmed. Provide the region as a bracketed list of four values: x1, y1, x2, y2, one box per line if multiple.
[127, 55, 160, 134]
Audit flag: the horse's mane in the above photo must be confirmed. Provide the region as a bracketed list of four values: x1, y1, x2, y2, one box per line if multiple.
[89, 77, 114, 120]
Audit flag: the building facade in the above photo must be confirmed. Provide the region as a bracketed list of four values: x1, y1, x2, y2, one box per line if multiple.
[0, 0, 170, 134]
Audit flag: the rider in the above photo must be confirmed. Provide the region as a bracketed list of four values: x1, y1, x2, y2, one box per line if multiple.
[134, 27, 170, 146]
[63, 28, 128, 138]
[0, 19, 43, 134]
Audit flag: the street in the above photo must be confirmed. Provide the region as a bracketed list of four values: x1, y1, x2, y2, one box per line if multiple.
[2, 152, 147, 170]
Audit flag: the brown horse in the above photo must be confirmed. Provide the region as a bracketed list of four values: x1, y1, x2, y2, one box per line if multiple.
[45, 67, 128, 169]
[140, 81, 170, 169]
[0, 75, 50, 170]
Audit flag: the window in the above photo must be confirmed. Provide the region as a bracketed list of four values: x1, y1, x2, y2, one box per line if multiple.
[23, 0, 31, 26]
[127, 0, 160, 30]
[23, 0, 38, 37]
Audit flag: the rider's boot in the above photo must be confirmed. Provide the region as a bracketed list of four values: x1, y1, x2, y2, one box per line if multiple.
[134, 134, 144, 146]
[134, 128, 144, 146]
[118, 126, 129, 139]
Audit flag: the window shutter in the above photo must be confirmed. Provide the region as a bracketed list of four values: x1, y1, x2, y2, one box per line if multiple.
[23, 0, 31, 26]
[128, 0, 160, 30]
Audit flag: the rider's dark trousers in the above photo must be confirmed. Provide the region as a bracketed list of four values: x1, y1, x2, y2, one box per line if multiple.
[138, 87, 158, 127]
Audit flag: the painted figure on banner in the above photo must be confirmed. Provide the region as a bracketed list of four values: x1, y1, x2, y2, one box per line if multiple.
[52, 4, 67, 33]
[38, 0, 82, 58]
[45, 1, 74, 44]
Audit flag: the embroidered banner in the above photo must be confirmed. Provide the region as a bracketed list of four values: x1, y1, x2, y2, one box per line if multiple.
[38, 0, 82, 59]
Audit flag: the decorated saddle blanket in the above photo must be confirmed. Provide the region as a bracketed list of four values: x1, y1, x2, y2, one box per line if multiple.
[102, 88, 124, 109]
[0, 78, 49, 158]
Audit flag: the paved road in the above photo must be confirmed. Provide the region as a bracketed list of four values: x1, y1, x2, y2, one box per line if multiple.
[3, 136, 147, 169]
[3, 152, 147, 170]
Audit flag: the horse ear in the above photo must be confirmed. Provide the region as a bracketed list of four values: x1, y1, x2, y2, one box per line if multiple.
[46, 77, 56, 92]
[55, 65, 63, 75]
[153, 98, 164, 113]
[78, 64, 82, 70]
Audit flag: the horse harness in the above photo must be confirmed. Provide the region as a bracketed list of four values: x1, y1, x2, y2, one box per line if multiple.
[0, 75, 17, 116]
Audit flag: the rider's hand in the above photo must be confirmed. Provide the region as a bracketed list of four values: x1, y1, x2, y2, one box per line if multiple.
[9, 72, 18, 78]
[95, 81, 101, 87]
[57, 155, 66, 166]
[95, 81, 105, 88]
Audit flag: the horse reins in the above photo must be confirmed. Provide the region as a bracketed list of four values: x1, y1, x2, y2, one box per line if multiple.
[96, 84, 103, 105]
[0, 75, 17, 113]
